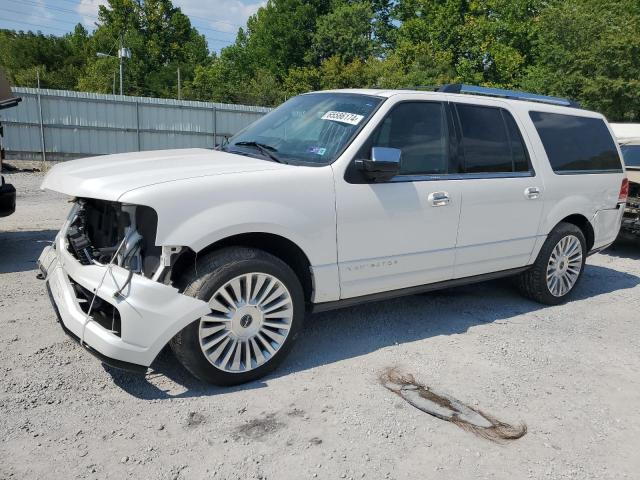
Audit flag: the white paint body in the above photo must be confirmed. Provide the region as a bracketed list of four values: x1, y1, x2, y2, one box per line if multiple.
[39, 90, 625, 367]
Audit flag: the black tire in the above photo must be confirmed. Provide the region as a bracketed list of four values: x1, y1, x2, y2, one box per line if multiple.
[170, 247, 305, 385]
[517, 222, 587, 305]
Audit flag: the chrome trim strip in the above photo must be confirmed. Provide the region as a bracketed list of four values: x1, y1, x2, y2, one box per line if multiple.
[553, 169, 624, 175]
[388, 171, 535, 183]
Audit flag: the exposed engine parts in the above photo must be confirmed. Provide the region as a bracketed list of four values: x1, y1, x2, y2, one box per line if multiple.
[118, 205, 144, 273]
[66, 199, 161, 278]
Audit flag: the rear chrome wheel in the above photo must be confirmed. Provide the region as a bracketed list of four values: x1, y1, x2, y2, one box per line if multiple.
[517, 222, 586, 305]
[199, 273, 293, 373]
[546, 235, 583, 297]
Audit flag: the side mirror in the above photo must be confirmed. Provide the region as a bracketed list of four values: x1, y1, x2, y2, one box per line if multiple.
[355, 147, 402, 182]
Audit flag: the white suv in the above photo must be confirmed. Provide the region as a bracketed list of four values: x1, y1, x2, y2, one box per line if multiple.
[38, 85, 628, 385]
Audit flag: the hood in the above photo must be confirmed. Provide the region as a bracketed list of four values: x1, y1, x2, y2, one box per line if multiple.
[41, 148, 286, 201]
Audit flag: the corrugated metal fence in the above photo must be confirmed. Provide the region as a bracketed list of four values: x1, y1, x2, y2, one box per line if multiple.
[0, 87, 271, 161]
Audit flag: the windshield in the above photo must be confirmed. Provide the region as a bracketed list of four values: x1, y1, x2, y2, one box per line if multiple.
[223, 93, 383, 165]
[621, 145, 640, 167]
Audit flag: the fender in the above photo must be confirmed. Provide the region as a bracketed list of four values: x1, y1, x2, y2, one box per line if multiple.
[119, 167, 341, 302]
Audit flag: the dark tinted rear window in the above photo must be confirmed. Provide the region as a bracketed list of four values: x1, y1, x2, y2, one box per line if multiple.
[455, 104, 530, 173]
[504, 112, 530, 172]
[529, 112, 622, 173]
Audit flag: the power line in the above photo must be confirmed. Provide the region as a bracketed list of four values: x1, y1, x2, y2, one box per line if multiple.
[0, 17, 70, 33]
[0, 18, 234, 47]
[14, 0, 239, 35]
[0, 7, 235, 45]
[51, 0, 245, 29]
[13, 0, 98, 20]
[172, 9, 244, 29]
[0, 7, 85, 27]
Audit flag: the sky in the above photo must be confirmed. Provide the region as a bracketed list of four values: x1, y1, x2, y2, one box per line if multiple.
[0, 0, 265, 51]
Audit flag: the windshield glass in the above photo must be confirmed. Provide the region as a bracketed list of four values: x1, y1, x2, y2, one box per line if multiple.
[621, 145, 640, 167]
[223, 93, 383, 165]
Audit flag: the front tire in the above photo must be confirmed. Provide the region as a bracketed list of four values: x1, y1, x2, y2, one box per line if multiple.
[170, 247, 305, 385]
[518, 222, 586, 305]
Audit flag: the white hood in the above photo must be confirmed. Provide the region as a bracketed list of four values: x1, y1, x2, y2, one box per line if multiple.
[41, 148, 285, 201]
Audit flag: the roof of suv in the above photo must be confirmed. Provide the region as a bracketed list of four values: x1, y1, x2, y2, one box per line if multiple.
[316, 88, 604, 118]
[321, 87, 577, 102]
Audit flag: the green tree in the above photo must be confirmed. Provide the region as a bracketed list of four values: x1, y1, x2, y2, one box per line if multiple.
[2, 0, 640, 118]
[307, 2, 376, 64]
[521, 0, 640, 121]
[79, 0, 208, 97]
[0, 25, 90, 89]
[393, 0, 543, 86]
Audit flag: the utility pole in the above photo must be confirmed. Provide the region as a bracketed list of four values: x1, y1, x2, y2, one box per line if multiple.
[36, 68, 46, 162]
[177, 67, 181, 100]
[117, 40, 131, 95]
[112, 72, 116, 95]
[97, 40, 130, 96]
[119, 53, 123, 95]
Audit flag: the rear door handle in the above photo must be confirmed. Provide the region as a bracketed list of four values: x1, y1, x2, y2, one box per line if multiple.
[428, 191, 450, 207]
[525, 187, 541, 200]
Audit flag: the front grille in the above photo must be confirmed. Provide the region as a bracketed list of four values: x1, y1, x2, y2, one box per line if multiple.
[70, 278, 122, 337]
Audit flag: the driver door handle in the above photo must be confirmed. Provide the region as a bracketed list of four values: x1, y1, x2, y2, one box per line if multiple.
[428, 191, 450, 207]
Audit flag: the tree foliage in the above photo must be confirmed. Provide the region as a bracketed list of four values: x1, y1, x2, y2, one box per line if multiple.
[520, 0, 640, 121]
[0, 0, 639, 120]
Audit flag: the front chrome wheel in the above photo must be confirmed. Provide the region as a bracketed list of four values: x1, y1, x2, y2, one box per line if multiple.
[546, 235, 583, 297]
[199, 272, 293, 373]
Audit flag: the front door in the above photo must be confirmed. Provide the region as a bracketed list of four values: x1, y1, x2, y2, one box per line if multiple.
[334, 100, 462, 299]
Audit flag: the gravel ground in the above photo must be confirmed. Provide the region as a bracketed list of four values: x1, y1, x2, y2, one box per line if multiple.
[1, 171, 640, 480]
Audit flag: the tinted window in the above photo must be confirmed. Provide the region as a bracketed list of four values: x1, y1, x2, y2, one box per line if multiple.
[621, 145, 640, 167]
[368, 102, 449, 175]
[529, 112, 622, 173]
[504, 112, 530, 172]
[456, 104, 529, 173]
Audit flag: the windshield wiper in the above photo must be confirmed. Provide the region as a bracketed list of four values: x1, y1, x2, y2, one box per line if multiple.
[232, 141, 287, 164]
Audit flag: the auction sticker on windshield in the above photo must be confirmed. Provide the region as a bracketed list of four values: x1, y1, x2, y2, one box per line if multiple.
[321, 111, 365, 125]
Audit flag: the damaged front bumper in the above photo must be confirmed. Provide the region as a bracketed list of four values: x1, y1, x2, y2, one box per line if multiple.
[38, 228, 210, 372]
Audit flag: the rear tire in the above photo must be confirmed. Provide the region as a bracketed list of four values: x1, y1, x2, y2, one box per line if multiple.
[170, 247, 305, 385]
[517, 222, 586, 305]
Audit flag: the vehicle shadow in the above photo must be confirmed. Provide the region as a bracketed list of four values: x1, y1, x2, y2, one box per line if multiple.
[605, 237, 640, 260]
[107, 263, 640, 400]
[0, 230, 56, 274]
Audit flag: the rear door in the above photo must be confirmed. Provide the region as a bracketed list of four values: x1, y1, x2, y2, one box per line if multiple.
[450, 100, 545, 278]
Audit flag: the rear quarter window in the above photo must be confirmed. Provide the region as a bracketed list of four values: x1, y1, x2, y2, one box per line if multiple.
[529, 111, 622, 173]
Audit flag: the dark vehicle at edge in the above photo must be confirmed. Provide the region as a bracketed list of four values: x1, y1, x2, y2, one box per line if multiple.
[0, 69, 21, 217]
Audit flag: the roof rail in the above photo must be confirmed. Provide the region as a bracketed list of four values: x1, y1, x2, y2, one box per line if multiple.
[400, 85, 440, 91]
[438, 84, 580, 108]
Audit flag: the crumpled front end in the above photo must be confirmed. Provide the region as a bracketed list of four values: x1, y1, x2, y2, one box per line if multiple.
[38, 200, 210, 370]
